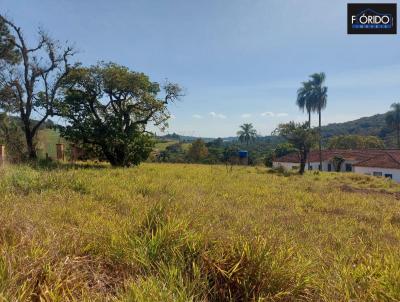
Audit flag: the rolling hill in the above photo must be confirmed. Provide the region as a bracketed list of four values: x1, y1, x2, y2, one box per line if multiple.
[161, 111, 397, 147]
[321, 111, 397, 147]
[321, 113, 388, 137]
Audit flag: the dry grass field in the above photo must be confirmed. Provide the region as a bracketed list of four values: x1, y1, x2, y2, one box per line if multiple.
[0, 163, 400, 301]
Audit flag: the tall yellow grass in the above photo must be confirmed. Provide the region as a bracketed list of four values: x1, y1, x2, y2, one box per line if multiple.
[0, 163, 399, 301]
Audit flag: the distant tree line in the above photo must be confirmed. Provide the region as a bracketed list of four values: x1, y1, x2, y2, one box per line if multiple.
[155, 137, 279, 165]
[155, 124, 284, 165]
[327, 135, 384, 150]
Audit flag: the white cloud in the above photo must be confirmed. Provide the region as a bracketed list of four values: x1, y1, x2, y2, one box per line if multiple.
[209, 112, 227, 119]
[261, 111, 275, 117]
[241, 113, 252, 118]
[260, 112, 289, 118]
[192, 114, 203, 119]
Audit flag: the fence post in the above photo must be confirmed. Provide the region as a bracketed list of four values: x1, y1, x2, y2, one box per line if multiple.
[56, 143, 65, 161]
[71, 144, 78, 162]
[0, 145, 5, 165]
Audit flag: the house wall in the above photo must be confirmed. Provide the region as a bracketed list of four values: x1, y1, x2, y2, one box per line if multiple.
[273, 159, 400, 182]
[307, 162, 321, 171]
[272, 161, 355, 172]
[354, 166, 400, 182]
[307, 161, 327, 171]
[338, 160, 358, 172]
[274, 160, 361, 173]
[305, 160, 357, 172]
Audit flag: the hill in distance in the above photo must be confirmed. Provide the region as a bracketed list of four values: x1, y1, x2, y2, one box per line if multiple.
[321, 113, 387, 137]
[320, 111, 397, 147]
[161, 111, 396, 146]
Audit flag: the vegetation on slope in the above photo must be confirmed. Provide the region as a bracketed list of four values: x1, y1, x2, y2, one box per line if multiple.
[321, 112, 398, 146]
[0, 163, 399, 301]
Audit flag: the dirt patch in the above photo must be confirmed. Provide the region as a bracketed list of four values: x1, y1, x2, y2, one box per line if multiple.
[340, 184, 400, 200]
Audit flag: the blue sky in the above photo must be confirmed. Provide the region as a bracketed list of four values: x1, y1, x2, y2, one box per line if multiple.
[2, 0, 400, 137]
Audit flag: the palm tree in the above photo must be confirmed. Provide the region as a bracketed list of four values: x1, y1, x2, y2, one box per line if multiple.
[237, 123, 257, 145]
[386, 102, 400, 148]
[296, 81, 316, 127]
[297, 81, 317, 170]
[310, 73, 327, 171]
[296, 73, 327, 171]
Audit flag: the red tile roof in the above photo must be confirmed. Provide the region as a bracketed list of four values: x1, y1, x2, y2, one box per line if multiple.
[274, 149, 400, 169]
[354, 152, 400, 169]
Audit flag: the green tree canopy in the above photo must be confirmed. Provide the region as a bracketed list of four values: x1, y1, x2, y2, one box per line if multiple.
[56, 62, 182, 166]
[187, 139, 208, 162]
[274, 142, 297, 157]
[0, 114, 26, 162]
[327, 135, 384, 150]
[274, 121, 318, 174]
[385, 102, 400, 148]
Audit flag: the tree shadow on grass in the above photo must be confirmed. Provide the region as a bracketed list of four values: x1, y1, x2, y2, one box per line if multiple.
[267, 167, 299, 177]
[27, 159, 111, 171]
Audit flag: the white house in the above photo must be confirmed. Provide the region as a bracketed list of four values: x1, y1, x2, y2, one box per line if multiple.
[353, 152, 400, 182]
[273, 149, 400, 182]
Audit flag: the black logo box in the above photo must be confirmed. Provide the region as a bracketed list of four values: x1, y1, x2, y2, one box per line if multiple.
[348, 3, 397, 34]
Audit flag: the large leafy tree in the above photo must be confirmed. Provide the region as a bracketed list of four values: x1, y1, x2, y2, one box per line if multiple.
[237, 123, 257, 145]
[385, 102, 400, 148]
[187, 139, 208, 162]
[274, 142, 297, 157]
[0, 15, 74, 159]
[274, 121, 318, 175]
[56, 62, 182, 166]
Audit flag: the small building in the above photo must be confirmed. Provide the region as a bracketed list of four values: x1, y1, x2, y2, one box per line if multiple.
[273, 149, 400, 181]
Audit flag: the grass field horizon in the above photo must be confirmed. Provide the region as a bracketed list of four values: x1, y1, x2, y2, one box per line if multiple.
[0, 162, 400, 301]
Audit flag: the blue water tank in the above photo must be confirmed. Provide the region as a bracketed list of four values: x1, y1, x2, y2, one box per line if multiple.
[238, 150, 248, 158]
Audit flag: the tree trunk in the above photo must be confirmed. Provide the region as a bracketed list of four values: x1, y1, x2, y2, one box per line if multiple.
[102, 145, 128, 167]
[24, 124, 37, 160]
[299, 158, 305, 175]
[319, 108, 322, 171]
[299, 148, 307, 175]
